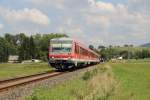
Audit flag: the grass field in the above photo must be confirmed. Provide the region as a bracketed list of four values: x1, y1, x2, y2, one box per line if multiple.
[113, 47, 150, 52]
[0, 63, 52, 80]
[110, 59, 150, 100]
[27, 59, 150, 100]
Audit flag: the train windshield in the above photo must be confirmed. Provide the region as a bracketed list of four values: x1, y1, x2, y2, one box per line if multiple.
[51, 41, 72, 54]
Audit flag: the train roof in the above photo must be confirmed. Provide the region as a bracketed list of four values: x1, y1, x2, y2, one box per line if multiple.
[51, 37, 73, 41]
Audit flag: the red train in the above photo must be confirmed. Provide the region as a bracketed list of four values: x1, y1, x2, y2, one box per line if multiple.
[49, 37, 100, 70]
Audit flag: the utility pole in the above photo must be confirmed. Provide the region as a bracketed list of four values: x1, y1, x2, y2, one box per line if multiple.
[128, 45, 130, 60]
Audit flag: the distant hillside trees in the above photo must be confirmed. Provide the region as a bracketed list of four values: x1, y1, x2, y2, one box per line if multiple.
[140, 43, 150, 47]
[0, 33, 67, 62]
[98, 45, 105, 49]
[89, 45, 94, 50]
[98, 46, 150, 60]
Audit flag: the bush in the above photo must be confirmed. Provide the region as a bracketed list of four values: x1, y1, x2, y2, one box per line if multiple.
[82, 69, 98, 81]
[82, 71, 91, 80]
[31, 95, 38, 100]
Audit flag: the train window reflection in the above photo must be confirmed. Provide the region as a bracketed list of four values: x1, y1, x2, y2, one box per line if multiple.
[51, 41, 72, 54]
[52, 47, 71, 53]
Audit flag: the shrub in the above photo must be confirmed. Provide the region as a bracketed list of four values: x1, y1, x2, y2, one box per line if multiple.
[82, 71, 91, 81]
[82, 69, 98, 81]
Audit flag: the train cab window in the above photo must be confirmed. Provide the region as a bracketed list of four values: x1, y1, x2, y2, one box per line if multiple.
[51, 41, 72, 54]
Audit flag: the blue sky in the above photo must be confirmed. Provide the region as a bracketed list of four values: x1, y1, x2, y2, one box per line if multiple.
[0, 0, 149, 46]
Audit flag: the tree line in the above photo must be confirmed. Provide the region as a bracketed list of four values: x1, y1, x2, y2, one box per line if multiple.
[0, 33, 149, 63]
[97, 46, 150, 61]
[0, 33, 67, 62]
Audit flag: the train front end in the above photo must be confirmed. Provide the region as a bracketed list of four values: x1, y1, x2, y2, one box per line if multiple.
[49, 38, 74, 70]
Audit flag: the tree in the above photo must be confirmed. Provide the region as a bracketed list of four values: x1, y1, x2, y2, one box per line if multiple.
[141, 49, 150, 58]
[5, 33, 13, 43]
[89, 45, 94, 50]
[124, 44, 129, 47]
[98, 45, 105, 50]
[19, 36, 30, 61]
[29, 36, 36, 59]
[100, 48, 109, 61]
[0, 37, 9, 62]
[120, 50, 129, 59]
[0, 33, 68, 62]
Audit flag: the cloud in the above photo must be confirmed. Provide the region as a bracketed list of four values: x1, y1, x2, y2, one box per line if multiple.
[85, 14, 110, 29]
[86, 1, 129, 29]
[88, 0, 115, 12]
[0, 23, 3, 30]
[58, 26, 85, 38]
[128, 0, 150, 13]
[55, 0, 150, 45]
[27, 0, 65, 9]
[84, 0, 150, 45]
[0, 0, 149, 45]
[96, 1, 115, 11]
[0, 7, 50, 26]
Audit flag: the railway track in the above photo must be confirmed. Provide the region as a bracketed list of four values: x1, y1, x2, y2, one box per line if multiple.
[0, 64, 98, 100]
[0, 64, 98, 92]
[0, 70, 63, 91]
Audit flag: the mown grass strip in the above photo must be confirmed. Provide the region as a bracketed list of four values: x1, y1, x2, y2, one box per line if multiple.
[0, 63, 52, 80]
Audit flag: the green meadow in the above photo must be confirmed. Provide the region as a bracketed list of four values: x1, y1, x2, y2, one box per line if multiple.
[27, 59, 150, 100]
[0, 63, 52, 80]
[110, 59, 150, 100]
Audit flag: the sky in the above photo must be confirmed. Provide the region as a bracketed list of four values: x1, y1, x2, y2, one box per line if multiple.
[0, 0, 149, 47]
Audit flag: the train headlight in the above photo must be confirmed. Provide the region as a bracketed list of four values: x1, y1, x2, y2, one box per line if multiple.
[68, 57, 71, 60]
[49, 58, 55, 63]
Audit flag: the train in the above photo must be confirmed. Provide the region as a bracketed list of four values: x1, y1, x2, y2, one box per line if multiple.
[48, 37, 100, 70]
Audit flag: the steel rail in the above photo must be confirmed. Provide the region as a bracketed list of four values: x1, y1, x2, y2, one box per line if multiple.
[0, 70, 63, 91]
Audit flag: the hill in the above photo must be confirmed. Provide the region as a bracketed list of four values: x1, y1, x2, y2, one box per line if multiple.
[140, 43, 150, 47]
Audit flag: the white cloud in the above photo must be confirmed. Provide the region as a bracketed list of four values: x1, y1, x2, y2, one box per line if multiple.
[66, 18, 73, 26]
[58, 26, 84, 38]
[85, 2, 127, 31]
[0, 23, 3, 29]
[88, 0, 95, 6]
[95, 1, 115, 12]
[84, 0, 150, 45]
[87, 1, 147, 31]
[0, 0, 149, 45]
[85, 14, 110, 28]
[86, 1, 130, 27]
[57, 22, 87, 44]
[88, 0, 116, 12]
[0, 7, 50, 26]
[27, 0, 65, 9]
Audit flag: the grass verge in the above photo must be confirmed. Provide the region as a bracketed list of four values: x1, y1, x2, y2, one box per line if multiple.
[0, 63, 52, 80]
[27, 59, 150, 100]
[27, 64, 117, 100]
